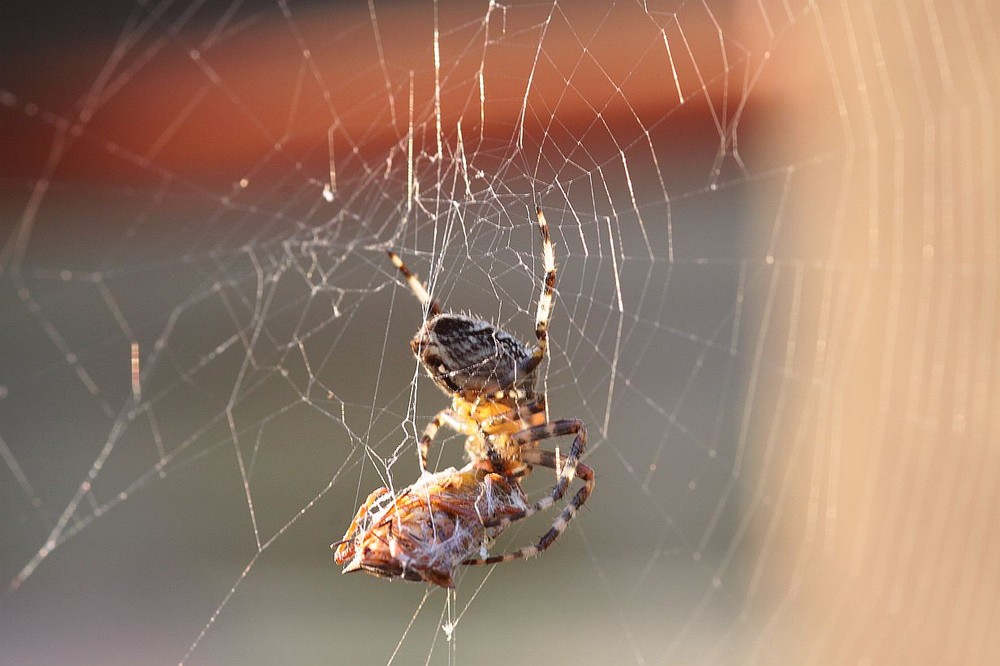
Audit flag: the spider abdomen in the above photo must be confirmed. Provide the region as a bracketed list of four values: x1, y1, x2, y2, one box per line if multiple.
[411, 313, 533, 395]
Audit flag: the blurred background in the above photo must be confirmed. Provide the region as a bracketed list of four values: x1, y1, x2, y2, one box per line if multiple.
[1, 1, 998, 664]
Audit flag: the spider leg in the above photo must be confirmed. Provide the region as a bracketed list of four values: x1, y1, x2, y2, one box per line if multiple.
[463, 418, 594, 565]
[519, 206, 556, 378]
[387, 250, 442, 317]
[512, 419, 588, 517]
[417, 408, 467, 472]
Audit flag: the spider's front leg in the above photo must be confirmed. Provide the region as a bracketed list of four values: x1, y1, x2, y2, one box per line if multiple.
[463, 418, 594, 565]
[517, 206, 557, 379]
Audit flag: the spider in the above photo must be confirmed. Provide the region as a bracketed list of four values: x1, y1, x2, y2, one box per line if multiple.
[334, 206, 594, 582]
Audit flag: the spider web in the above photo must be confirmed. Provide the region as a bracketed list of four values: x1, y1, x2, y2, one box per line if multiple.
[2, 0, 999, 664]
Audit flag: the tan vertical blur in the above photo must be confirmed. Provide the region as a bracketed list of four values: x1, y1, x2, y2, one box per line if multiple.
[131, 342, 140, 402]
[747, 1, 1000, 663]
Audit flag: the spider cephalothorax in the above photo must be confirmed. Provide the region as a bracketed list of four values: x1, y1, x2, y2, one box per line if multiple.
[335, 207, 593, 586]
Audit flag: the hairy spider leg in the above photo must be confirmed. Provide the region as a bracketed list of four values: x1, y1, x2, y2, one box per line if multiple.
[417, 408, 467, 472]
[519, 206, 557, 378]
[462, 418, 594, 565]
[387, 250, 442, 317]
